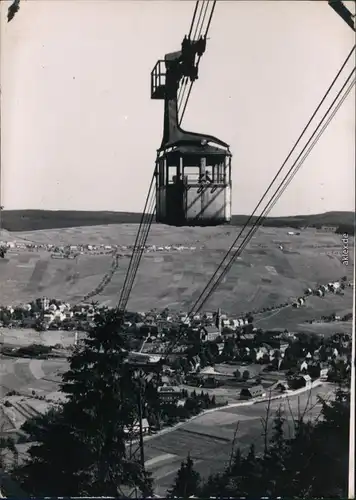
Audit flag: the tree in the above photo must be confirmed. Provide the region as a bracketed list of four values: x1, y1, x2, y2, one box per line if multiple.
[222, 338, 235, 359]
[12, 308, 24, 321]
[198, 384, 350, 499]
[0, 422, 22, 496]
[0, 425, 18, 473]
[242, 370, 250, 381]
[161, 307, 170, 319]
[262, 408, 289, 495]
[13, 308, 153, 497]
[184, 396, 200, 415]
[234, 369, 241, 380]
[207, 342, 219, 360]
[168, 454, 201, 498]
[307, 363, 321, 379]
[0, 311, 11, 326]
[179, 356, 190, 374]
[199, 350, 208, 368]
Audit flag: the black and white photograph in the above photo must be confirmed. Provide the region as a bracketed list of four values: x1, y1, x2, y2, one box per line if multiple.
[0, 0, 355, 498]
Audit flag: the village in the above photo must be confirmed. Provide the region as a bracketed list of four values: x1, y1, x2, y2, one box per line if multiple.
[0, 239, 200, 259]
[0, 274, 352, 434]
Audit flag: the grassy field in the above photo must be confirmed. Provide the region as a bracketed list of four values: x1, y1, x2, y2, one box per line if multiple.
[255, 293, 353, 333]
[144, 383, 333, 496]
[0, 225, 353, 325]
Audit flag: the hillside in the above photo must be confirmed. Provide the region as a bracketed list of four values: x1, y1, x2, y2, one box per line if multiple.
[0, 225, 353, 323]
[1, 209, 354, 232]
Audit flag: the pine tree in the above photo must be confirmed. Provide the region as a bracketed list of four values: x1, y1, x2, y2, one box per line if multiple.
[168, 454, 201, 498]
[13, 308, 153, 497]
[222, 447, 243, 496]
[0, 427, 18, 473]
[238, 444, 264, 496]
[305, 386, 350, 497]
[199, 472, 225, 497]
[263, 407, 288, 496]
[198, 385, 350, 499]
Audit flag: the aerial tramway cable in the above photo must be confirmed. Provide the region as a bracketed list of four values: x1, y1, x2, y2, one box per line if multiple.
[119, 195, 156, 310]
[178, 1, 216, 119]
[118, 2, 217, 314]
[188, 64, 356, 315]
[160, 47, 355, 360]
[188, 1, 199, 38]
[177, 1, 201, 108]
[165, 78, 355, 359]
[179, 0, 216, 123]
[177, 1, 207, 115]
[118, 168, 156, 312]
[185, 45, 356, 314]
[118, 169, 156, 308]
[193, 70, 355, 315]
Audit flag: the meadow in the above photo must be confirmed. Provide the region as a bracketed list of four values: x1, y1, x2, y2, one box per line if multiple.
[0, 225, 353, 327]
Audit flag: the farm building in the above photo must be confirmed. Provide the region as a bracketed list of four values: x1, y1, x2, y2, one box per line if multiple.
[201, 376, 222, 388]
[188, 355, 201, 372]
[320, 367, 329, 381]
[125, 351, 162, 368]
[239, 385, 265, 400]
[157, 386, 182, 404]
[200, 325, 221, 342]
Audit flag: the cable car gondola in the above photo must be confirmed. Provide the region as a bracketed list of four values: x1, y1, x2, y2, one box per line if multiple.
[151, 37, 232, 227]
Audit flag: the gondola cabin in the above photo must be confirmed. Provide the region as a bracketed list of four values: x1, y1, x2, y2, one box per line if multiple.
[151, 37, 233, 227]
[156, 143, 231, 226]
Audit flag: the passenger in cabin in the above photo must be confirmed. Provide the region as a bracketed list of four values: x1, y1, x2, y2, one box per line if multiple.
[175, 172, 184, 186]
[199, 170, 213, 184]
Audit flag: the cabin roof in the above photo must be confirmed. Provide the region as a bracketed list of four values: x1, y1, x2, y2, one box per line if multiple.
[160, 142, 230, 156]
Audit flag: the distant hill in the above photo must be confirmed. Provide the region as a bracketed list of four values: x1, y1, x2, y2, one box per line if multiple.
[1, 209, 354, 233]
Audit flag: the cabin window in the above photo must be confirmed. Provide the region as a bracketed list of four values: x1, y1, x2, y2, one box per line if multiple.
[219, 162, 226, 183]
[183, 165, 200, 184]
[205, 165, 213, 182]
[168, 165, 177, 184]
[212, 162, 224, 183]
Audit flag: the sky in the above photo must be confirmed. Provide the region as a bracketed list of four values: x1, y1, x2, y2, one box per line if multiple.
[1, 0, 355, 216]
